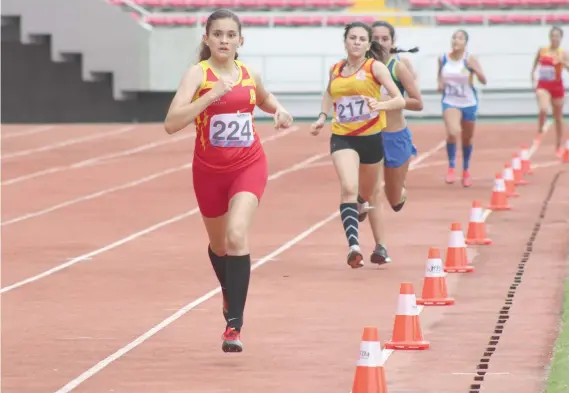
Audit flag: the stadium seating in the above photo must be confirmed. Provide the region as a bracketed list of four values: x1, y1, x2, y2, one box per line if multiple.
[109, 0, 355, 11]
[109, 0, 569, 26]
[135, 12, 569, 26]
[409, 0, 569, 9]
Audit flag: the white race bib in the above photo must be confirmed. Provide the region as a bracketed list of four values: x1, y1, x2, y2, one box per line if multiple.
[334, 95, 377, 124]
[444, 83, 466, 98]
[209, 113, 254, 148]
[539, 66, 556, 81]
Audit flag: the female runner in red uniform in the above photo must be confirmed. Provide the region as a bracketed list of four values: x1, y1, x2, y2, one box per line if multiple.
[532, 26, 568, 155]
[164, 9, 293, 353]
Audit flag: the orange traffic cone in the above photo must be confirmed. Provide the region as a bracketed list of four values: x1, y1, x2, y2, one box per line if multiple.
[465, 201, 492, 245]
[488, 173, 512, 211]
[384, 283, 430, 350]
[561, 139, 569, 163]
[512, 153, 528, 186]
[444, 222, 474, 273]
[520, 145, 534, 175]
[417, 248, 455, 306]
[351, 327, 388, 393]
[502, 163, 519, 198]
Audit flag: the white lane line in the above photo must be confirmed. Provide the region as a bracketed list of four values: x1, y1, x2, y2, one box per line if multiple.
[1, 125, 55, 140]
[1, 126, 136, 161]
[2, 133, 194, 186]
[1, 127, 300, 227]
[51, 140, 446, 393]
[0, 127, 307, 293]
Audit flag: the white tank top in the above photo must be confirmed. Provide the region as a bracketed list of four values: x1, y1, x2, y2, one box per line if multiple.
[440, 52, 478, 108]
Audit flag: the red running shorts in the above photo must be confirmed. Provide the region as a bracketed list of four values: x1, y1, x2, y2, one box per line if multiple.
[537, 81, 565, 99]
[192, 154, 268, 218]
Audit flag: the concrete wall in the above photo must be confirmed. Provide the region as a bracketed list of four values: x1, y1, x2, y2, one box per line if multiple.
[2, 0, 151, 99]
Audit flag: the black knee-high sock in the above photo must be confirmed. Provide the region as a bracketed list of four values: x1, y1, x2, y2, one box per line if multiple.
[340, 203, 359, 248]
[224, 254, 251, 331]
[208, 245, 227, 295]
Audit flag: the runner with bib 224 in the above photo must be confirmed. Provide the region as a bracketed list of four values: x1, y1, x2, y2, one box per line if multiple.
[164, 9, 294, 354]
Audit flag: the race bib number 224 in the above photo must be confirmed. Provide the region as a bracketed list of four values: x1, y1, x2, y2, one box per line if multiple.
[209, 113, 254, 148]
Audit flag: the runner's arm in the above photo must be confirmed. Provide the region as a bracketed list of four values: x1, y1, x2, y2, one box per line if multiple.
[371, 61, 405, 111]
[250, 67, 287, 115]
[396, 61, 423, 111]
[164, 65, 214, 134]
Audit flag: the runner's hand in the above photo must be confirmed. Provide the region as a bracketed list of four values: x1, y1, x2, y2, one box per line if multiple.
[274, 109, 293, 130]
[211, 77, 233, 99]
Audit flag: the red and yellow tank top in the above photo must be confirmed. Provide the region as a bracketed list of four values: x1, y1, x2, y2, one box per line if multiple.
[192, 60, 262, 173]
[537, 47, 564, 84]
[328, 58, 386, 137]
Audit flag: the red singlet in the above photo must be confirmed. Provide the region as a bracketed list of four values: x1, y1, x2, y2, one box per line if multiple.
[191, 60, 268, 218]
[536, 47, 565, 99]
[192, 60, 263, 173]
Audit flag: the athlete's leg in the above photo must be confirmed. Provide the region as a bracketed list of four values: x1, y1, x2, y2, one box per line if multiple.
[552, 96, 565, 155]
[460, 106, 477, 187]
[220, 156, 268, 353]
[357, 132, 387, 266]
[442, 106, 462, 184]
[331, 144, 363, 268]
[362, 164, 391, 265]
[202, 216, 229, 320]
[382, 128, 416, 211]
[193, 166, 231, 323]
[535, 88, 551, 139]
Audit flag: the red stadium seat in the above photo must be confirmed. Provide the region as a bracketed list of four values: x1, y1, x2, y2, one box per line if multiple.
[487, 14, 508, 23]
[463, 15, 484, 23]
[234, 0, 265, 9]
[546, 14, 569, 23]
[550, 0, 569, 6]
[480, 0, 501, 8]
[408, 0, 434, 8]
[435, 15, 462, 24]
[454, 0, 482, 8]
[526, 0, 551, 6]
[210, 0, 236, 7]
[241, 16, 270, 25]
[258, 0, 287, 7]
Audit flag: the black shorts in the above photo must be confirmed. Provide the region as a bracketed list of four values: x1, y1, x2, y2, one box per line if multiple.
[330, 132, 385, 164]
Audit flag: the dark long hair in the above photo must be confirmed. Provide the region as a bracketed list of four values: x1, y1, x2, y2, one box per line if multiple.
[371, 21, 419, 54]
[344, 21, 390, 64]
[198, 9, 242, 62]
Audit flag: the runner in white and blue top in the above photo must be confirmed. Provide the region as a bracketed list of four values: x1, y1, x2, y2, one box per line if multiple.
[437, 29, 487, 187]
[357, 20, 422, 266]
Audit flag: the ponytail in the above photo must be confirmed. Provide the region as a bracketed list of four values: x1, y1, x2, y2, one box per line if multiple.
[366, 40, 390, 64]
[198, 42, 211, 62]
[391, 46, 420, 54]
[198, 42, 239, 62]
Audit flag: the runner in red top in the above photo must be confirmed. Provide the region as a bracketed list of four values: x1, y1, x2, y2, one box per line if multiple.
[164, 8, 293, 353]
[531, 26, 568, 155]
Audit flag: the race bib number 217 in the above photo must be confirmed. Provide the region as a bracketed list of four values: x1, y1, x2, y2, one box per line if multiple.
[209, 113, 254, 148]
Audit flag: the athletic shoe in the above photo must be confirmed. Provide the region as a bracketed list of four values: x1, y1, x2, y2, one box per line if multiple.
[445, 167, 456, 184]
[347, 245, 364, 268]
[462, 170, 472, 187]
[357, 195, 369, 222]
[221, 327, 243, 353]
[370, 244, 392, 266]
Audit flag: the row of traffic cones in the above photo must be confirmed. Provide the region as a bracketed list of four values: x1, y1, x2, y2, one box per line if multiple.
[488, 144, 537, 210]
[350, 141, 547, 392]
[351, 222, 478, 392]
